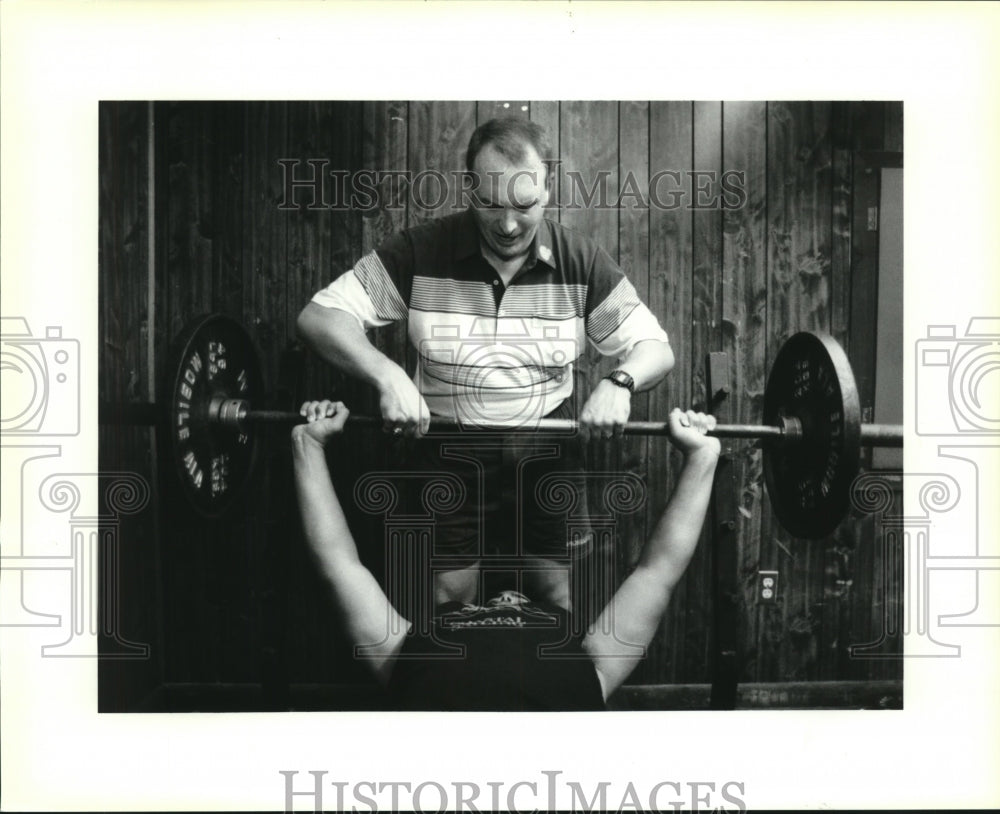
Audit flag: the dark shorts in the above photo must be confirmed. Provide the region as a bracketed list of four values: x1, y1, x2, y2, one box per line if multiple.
[403, 399, 593, 563]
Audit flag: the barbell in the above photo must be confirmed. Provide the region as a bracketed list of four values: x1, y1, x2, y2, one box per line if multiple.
[106, 313, 903, 539]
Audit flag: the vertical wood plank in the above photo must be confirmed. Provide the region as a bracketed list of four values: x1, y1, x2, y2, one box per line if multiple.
[615, 98, 651, 639]
[158, 102, 222, 682]
[762, 99, 791, 681]
[244, 101, 289, 385]
[98, 102, 142, 418]
[163, 103, 215, 340]
[100, 102, 151, 406]
[766, 102, 833, 341]
[558, 101, 619, 252]
[721, 100, 768, 681]
[151, 101, 177, 683]
[334, 102, 365, 297]
[407, 101, 476, 227]
[645, 100, 693, 684]
[834, 102, 901, 679]
[827, 144, 857, 680]
[848, 101, 889, 421]
[851, 101, 886, 151]
[847, 509, 879, 679]
[211, 103, 246, 321]
[558, 100, 622, 629]
[98, 102, 164, 708]
[362, 100, 411, 400]
[530, 101, 561, 224]
[830, 148, 852, 349]
[273, 102, 369, 688]
[237, 101, 291, 685]
[830, 101, 863, 680]
[557, 99, 620, 404]
[881, 482, 904, 678]
[279, 101, 336, 688]
[687, 100, 723, 681]
[829, 101, 852, 151]
[285, 101, 366, 403]
[362, 102, 410, 252]
[692, 102, 724, 408]
[849, 159, 881, 458]
[884, 102, 903, 153]
[765, 101, 834, 681]
[285, 101, 335, 347]
[205, 113, 251, 695]
[559, 99, 620, 437]
[152, 101, 171, 404]
[221, 102, 261, 684]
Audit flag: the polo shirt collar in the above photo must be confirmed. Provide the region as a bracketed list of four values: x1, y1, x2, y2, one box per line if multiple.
[456, 209, 557, 270]
[533, 218, 556, 268]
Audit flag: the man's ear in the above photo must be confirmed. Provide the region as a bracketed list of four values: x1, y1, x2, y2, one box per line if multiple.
[540, 164, 553, 208]
[541, 160, 558, 207]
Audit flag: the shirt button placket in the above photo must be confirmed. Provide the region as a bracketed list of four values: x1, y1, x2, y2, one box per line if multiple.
[496, 285, 505, 345]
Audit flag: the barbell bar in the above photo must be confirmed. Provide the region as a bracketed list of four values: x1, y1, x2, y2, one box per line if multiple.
[102, 313, 904, 538]
[226, 402, 793, 439]
[225, 402, 902, 446]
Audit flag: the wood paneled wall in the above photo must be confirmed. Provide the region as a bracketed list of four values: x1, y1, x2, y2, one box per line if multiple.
[99, 100, 903, 709]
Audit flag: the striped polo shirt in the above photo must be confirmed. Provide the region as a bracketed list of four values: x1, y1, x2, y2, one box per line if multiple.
[311, 210, 669, 426]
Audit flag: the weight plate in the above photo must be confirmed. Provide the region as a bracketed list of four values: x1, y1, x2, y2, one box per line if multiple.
[763, 331, 861, 539]
[167, 314, 263, 517]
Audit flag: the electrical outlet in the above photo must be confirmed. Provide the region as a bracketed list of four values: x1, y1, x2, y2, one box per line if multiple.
[758, 571, 779, 604]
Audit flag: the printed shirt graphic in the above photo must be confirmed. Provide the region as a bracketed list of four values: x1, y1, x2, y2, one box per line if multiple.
[439, 593, 561, 629]
[311, 210, 669, 426]
[387, 596, 606, 711]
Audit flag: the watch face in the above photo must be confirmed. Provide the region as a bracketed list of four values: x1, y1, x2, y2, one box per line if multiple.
[609, 370, 634, 391]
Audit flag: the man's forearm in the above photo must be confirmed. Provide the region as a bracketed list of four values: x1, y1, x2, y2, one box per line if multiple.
[615, 339, 674, 392]
[297, 302, 403, 389]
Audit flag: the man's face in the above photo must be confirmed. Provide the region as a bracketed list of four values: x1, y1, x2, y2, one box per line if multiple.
[470, 143, 550, 264]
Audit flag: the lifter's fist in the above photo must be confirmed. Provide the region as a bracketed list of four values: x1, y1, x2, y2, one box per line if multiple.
[292, 400, 350, 447]
[667, 408, 721, 457]
[377, 365, 431, 438]
[579, 379, 632, 441]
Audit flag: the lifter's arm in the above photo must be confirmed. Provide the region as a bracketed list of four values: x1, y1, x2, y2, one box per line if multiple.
[583, 409, 720, 698]
[297, 304, 429, 435]
[292, 400, 409, 684]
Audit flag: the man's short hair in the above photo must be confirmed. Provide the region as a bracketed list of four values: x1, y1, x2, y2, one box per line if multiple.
[465, 117, 553, 173]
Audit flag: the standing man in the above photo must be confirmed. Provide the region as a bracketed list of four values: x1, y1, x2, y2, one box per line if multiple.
[297, 117, 673, 608]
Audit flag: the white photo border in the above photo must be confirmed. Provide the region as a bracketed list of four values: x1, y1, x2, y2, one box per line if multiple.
[2, 1, 999, 810]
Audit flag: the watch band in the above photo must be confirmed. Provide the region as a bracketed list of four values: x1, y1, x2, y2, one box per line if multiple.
[605, 369, 635, 393]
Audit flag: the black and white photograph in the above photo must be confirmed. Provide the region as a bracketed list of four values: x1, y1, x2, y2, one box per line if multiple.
[2, 3, 998, 812]
[98, 99, 906, 717]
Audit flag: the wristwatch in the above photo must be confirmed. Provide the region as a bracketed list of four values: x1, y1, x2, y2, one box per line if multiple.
[605, 369, 635, 393]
